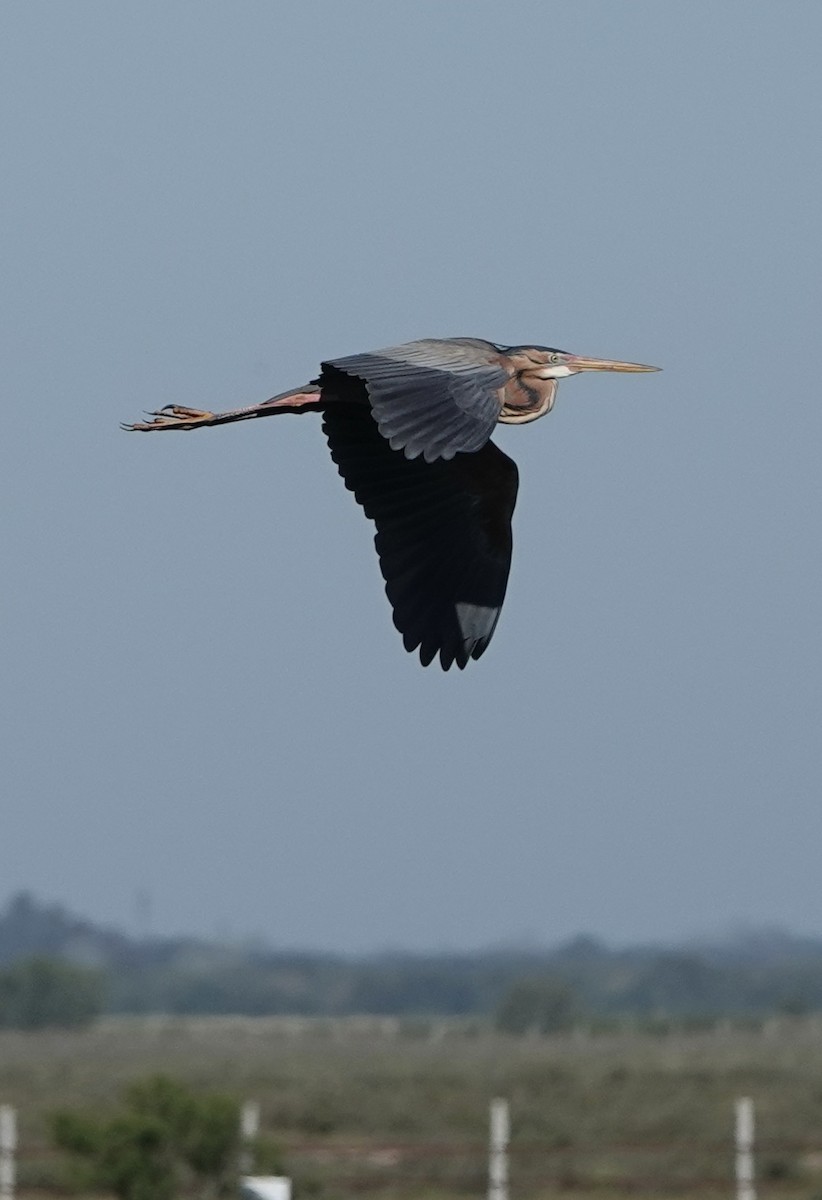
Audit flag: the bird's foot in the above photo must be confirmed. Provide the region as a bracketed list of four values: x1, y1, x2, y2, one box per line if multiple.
[122, 405, 217, 432]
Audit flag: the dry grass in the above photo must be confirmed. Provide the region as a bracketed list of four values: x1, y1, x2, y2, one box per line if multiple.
[3, 1014, 822, 1197]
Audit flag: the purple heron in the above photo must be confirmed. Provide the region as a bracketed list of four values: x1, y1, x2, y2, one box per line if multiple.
[125, 338, 659, 670]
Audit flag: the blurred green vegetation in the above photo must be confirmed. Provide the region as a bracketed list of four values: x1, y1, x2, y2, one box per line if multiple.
[5, 893, 822, 1021]
[0, 956, 104, 1029]
[51, 1074, 241, 1199]
[7, 897, 822, 1197]
[494, 978, 576, 1034]
[3, 1015, 822, 1199]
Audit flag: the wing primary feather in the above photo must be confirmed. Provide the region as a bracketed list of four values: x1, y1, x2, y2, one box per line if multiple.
[322, 402, 518, 670]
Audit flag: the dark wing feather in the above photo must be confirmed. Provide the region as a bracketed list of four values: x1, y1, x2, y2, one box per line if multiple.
[323, 402, 518, 670]
[322, 338, 508, 463]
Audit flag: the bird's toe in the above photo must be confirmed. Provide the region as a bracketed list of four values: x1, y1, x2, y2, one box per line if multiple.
[123, 405, 217, 431]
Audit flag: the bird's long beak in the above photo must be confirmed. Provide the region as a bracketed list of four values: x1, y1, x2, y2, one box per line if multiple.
[565, 354, 661, 373]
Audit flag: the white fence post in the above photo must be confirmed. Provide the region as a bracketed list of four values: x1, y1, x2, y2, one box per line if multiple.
[0, 1105, 16, 1200]
[735, 1097, 755, 1200]
[488, 1098, 509, 1200]
[240, 1100, 261, 1174]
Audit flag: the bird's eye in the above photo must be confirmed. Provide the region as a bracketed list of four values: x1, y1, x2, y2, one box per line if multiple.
[549, 353, 560, 363]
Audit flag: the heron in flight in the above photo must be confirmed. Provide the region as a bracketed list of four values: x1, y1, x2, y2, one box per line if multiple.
[126, 338, 659, 670]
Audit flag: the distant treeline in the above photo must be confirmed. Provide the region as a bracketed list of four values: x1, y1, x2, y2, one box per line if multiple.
[2, 891, 822, 1024]
[0, 956, 104, 1029]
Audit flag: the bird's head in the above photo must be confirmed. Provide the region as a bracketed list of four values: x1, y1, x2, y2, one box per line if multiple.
[523, 347, 661, 380]
[496, 344, 660, 425]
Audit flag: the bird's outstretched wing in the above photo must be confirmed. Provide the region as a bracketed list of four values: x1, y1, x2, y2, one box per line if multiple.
[323, 402, 518, 670]
[322, 338, 509, 463]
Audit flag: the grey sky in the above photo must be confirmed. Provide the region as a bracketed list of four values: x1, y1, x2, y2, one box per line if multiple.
[2, 1, 820, 952]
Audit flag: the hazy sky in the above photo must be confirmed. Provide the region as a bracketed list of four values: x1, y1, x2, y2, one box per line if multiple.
[2, 2, 821, 952]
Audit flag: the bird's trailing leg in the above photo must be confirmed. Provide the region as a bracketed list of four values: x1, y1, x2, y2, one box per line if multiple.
[123, 386, 324, 432]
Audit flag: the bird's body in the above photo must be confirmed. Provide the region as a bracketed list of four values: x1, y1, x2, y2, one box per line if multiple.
[126, 337, 658, 669]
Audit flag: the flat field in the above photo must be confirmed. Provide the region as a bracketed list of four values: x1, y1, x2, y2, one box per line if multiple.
[3, 1015, 822, 1198]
